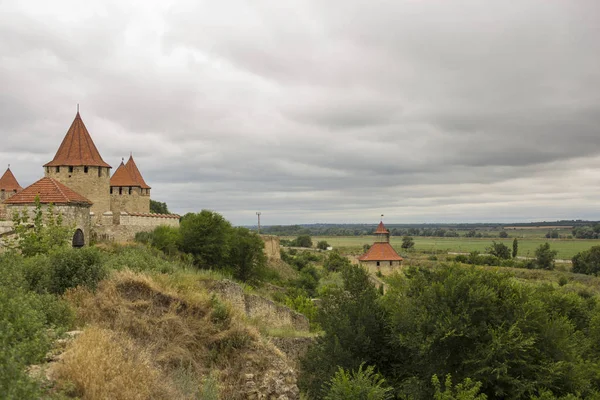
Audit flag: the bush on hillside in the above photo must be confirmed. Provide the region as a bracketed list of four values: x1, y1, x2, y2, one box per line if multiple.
[324, 251, 352, 272]
[323, 363, 393, 400]
[572, 246, 600, 276]
[47, 247, 107, 295]
[299, 265, 387, 397]
[227, 227, 267, 282]
[293, 235, 313, 248]
[317, 240, 330, 250]
[179, 210, 232, 268]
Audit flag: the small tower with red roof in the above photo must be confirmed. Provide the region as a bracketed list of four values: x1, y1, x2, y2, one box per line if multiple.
[358, 219, 403, 274]
[109, 154, 151, 216]
[43, 112, 112, 218]
[0, 166, 22, 202]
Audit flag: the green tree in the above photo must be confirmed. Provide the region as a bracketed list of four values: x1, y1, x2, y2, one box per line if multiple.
[382, 265, 591, 399]
[150, 225, 180, 256]
[535, 242, 558, 270]
[317, 240, 330, 250]
[323, 363, 393, 400]
[299, 265, 389, 397]
[512, 238, 518, 258]
[178, 210, 232, 268]
[572, 246, 600, 275]
[11, 197, 71, 257]
[402, 236, 415, 249]
[227, 227, 267, 282]
[499, 231, 509, 238]
[149, 200, 170, 214]
[487, 241, 511, 259]
[294, 235, 313, 248]
[324, 251, 352, 272]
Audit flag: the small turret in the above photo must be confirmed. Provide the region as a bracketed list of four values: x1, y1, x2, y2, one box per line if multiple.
[109, 154, 151, 216]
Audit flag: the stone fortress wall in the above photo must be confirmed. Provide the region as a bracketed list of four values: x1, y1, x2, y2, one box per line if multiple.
[45, 166, 111, 221]
[0, 204, 92, 249]
[93, 211, 180, 243]
[110, 186, 150, 221]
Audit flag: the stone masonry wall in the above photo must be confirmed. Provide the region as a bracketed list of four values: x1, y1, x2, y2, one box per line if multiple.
[260, 235, 281, 260]
[5, 204, 91, 245]
[211, 280, 309, 332]
[110, 186, 150, 217]
[45, 166, 111, 221]
[361, 260, 402, 277]
[92, 212, 179, 243]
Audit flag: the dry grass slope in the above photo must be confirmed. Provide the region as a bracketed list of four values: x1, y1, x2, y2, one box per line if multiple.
[57, 270, 300, 399]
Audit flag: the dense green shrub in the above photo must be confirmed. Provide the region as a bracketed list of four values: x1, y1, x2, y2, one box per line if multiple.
[47, 247, 107, 295]
[572, 246, 600, 276]
[299, 265, 388, 397]
[102, 245, 176, 273]
[323, 364, 392, 400]
[317, 240, 330, 250]
[324, 251, 351, 272]
[150, 225, 180, 256]
[294, 235, 313, 248]
[227, 227, 267, 282]
[179, 210, 232, 268]
[432, 375, 486, 400]
[0, 254, 74, 399]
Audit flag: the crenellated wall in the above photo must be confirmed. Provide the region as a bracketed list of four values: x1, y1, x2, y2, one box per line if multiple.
[92, 212, 179, 243]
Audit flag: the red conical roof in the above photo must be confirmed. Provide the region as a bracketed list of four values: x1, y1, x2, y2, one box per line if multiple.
[374, 221, 389, 234]
[125, 155, 150, 189]
[0, 168, 22, 192]
[44, 112, 111, 168]
[5, 177, 92, 205]
[110, 161, 137, 187]
[358, 242, 403, 261]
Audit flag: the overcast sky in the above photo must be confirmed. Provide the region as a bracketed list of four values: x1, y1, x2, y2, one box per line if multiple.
[1, 0, 599, 225]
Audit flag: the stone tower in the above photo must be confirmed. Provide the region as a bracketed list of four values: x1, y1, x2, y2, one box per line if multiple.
[0, 166, 23, 220]
[0, 167, 22, 202]
[43, 112, 112, 219]
[109, 154, 151, 216]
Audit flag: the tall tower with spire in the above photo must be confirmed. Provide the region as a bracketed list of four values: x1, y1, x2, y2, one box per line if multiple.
[43, 112, 112, 218]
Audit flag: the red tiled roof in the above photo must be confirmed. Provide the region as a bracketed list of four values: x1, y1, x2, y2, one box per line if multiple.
[110, 161, 137, 187]
[4, 177, 92, 206]
[44, 112, 111, 168]
[374, 221, 389, 234]
[358, 242, 403, 261]
[125, 155, 150, 189]
[0, 168, 22, 192]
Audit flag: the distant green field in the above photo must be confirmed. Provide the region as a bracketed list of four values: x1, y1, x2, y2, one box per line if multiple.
[308, 236, 600, 260]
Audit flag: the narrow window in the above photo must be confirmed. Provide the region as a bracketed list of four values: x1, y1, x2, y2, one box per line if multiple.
[129, 187, 132, 195]
[98, 167, 102, 177]
[55, 166, 60, 173]
[119, 187, 122, 195]
[390, 261, 393, 266]
[110, 187, 113, 194]
[84, 166, 89, 173]
[376, 261, 380, 267]
[69, 166, 74, 173]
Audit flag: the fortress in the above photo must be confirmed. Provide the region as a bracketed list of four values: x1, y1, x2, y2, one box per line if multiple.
[0, 111, 179, 248]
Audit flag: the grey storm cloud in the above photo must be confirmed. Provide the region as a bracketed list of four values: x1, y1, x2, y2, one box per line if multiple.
[1, 0, 599, 224]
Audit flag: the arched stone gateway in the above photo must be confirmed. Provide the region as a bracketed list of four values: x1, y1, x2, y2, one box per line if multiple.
[72, 228, 85, 248]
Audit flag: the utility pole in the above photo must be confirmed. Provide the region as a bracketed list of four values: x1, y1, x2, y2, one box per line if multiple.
[256, 212, 261, 234]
